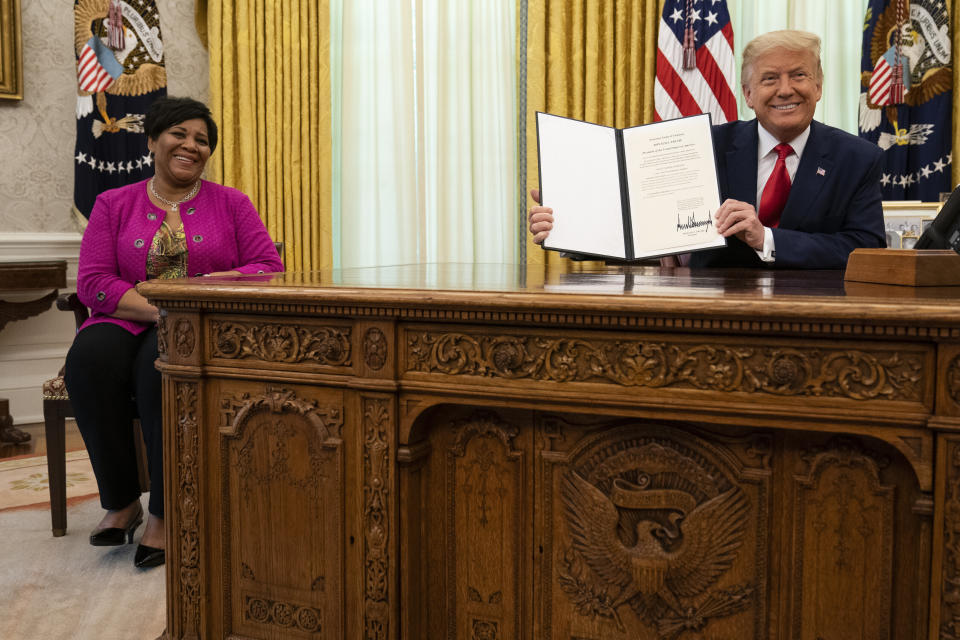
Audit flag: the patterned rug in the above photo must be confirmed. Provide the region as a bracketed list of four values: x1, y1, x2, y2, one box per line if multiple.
[0, 450, 99, 511]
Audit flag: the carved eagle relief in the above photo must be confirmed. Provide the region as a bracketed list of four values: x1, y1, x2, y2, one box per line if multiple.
[561, 469, 749, 634]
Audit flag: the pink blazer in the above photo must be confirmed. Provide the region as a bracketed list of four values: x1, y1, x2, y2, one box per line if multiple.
[77, 179, 284, 335]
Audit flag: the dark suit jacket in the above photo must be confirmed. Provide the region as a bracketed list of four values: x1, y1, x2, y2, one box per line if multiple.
[689, 119, 886, 269]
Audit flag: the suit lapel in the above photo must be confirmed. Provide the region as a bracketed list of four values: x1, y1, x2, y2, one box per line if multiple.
[780, 120, 834, 228]
[725, 122, 759, 205]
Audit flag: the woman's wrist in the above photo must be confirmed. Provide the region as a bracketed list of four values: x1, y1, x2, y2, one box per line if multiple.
[114, 288, 159, 323]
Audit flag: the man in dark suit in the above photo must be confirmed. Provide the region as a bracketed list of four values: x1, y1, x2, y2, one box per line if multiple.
[528, 30, 886, 269]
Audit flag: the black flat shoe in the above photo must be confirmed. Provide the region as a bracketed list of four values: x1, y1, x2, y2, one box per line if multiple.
[134, 544, 165, 568]
[89, 503, 144, 546]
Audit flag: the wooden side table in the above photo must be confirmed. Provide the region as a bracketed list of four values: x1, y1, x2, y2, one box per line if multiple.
[0, 260, 67, 444]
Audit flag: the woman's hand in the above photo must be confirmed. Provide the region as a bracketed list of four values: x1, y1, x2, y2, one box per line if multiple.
[203, 270, 242, 277]
[113, 288, 160, 324]
[528, 188, 554, 245]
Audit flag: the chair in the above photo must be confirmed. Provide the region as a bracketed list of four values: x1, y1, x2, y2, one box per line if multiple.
[42, 241, 284, 536]
[41, 293, 149, 537]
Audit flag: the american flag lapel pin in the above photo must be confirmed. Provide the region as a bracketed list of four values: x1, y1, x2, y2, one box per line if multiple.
[817, 167, 826, 176]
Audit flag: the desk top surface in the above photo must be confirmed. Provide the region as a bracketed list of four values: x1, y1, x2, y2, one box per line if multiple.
[138, 263, 960, 330]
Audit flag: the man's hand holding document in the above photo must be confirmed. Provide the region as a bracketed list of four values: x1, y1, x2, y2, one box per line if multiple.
[535, 112, 726, 261]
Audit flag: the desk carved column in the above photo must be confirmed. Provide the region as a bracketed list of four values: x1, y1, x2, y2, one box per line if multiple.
[159, 311, 205, 639]
[934, 345, 960, 640]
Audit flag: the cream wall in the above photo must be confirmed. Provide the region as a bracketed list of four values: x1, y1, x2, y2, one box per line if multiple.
[0, 0, 209, 425]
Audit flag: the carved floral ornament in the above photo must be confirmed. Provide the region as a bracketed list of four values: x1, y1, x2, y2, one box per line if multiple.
[156, 312, 168, 356]
[174, 318, 196, 358]
[244, 595, 323, 633]
[558, 432, 754, 637]
[799, 437, 889, 481]
[175, 381, 201, 634]
[449, 412, 521, 460]
[218, 387, 343, 508]
[364, 327, 388, 370]
[948, 355, 960, 408]
[211, 320, 351, 366]
[363, 397, 391, 638]
[407, 332, 924, 401]
[472, 619, 499, 640]
[942, 439, 960, 639]
[220, 387, 343, 444]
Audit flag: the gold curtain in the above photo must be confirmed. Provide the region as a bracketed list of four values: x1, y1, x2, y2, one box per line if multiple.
[201, 0, 331, 272]
[523, 0, 660, 273]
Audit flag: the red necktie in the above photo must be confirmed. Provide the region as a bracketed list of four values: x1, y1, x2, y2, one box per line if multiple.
[758, 143, 793, 228]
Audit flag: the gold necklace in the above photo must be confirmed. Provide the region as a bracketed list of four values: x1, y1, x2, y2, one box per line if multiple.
[150, 177, 201, 212]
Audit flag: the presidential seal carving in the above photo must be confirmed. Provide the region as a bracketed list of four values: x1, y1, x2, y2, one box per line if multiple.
[558, 434, 754, 637]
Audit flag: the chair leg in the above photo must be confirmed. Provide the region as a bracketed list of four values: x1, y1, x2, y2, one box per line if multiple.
[43, 399, 68, 537]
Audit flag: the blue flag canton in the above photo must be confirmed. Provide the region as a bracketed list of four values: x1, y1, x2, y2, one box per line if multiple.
[858, 0, 952, 201]
[661, 0, 731, 46]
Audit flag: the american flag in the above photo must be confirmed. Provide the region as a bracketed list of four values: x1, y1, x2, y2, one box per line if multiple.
[77, 37, 123, 94]
[867, 48, 910, 106]
[655, 0, 737, 123]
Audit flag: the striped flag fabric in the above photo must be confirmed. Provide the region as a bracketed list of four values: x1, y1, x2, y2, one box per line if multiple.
[654, 0, 738, 124]
[867, 47, 911, 107]
[77, 36, 124, 93]
[867, 56, 892, 105]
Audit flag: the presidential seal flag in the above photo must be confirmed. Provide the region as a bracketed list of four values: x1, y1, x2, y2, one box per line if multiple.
[73, 0, 166, 221]
[858, 0, 952, 201]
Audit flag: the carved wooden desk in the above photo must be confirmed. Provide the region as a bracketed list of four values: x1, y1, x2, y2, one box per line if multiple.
[140, 264, 960, 640]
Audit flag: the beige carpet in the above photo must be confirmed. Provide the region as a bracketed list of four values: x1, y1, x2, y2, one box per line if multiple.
[0, 466, 165, 639]
[0, 451, 98, 511]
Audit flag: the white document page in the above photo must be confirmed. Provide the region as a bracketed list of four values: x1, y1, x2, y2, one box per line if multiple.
[621, 114, 725, 257]
[537, 113, 626, 259]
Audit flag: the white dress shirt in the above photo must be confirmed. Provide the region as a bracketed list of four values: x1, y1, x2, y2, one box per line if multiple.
[753, 123, 811, 262]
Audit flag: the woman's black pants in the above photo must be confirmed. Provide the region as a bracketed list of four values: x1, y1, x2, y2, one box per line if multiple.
[63, 323, 163, 518]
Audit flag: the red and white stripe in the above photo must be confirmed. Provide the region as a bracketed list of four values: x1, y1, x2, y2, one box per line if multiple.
[654, 22, 737, 123]
[77, 42, 115, 93]
[868, 57, 893, 106]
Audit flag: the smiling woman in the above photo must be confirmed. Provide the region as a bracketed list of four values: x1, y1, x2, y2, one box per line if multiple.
[63, 95, 284, 569]
[143, 100, 217, 252]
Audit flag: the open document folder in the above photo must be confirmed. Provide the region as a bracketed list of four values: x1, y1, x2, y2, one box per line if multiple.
[536, 112, 726, 261]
